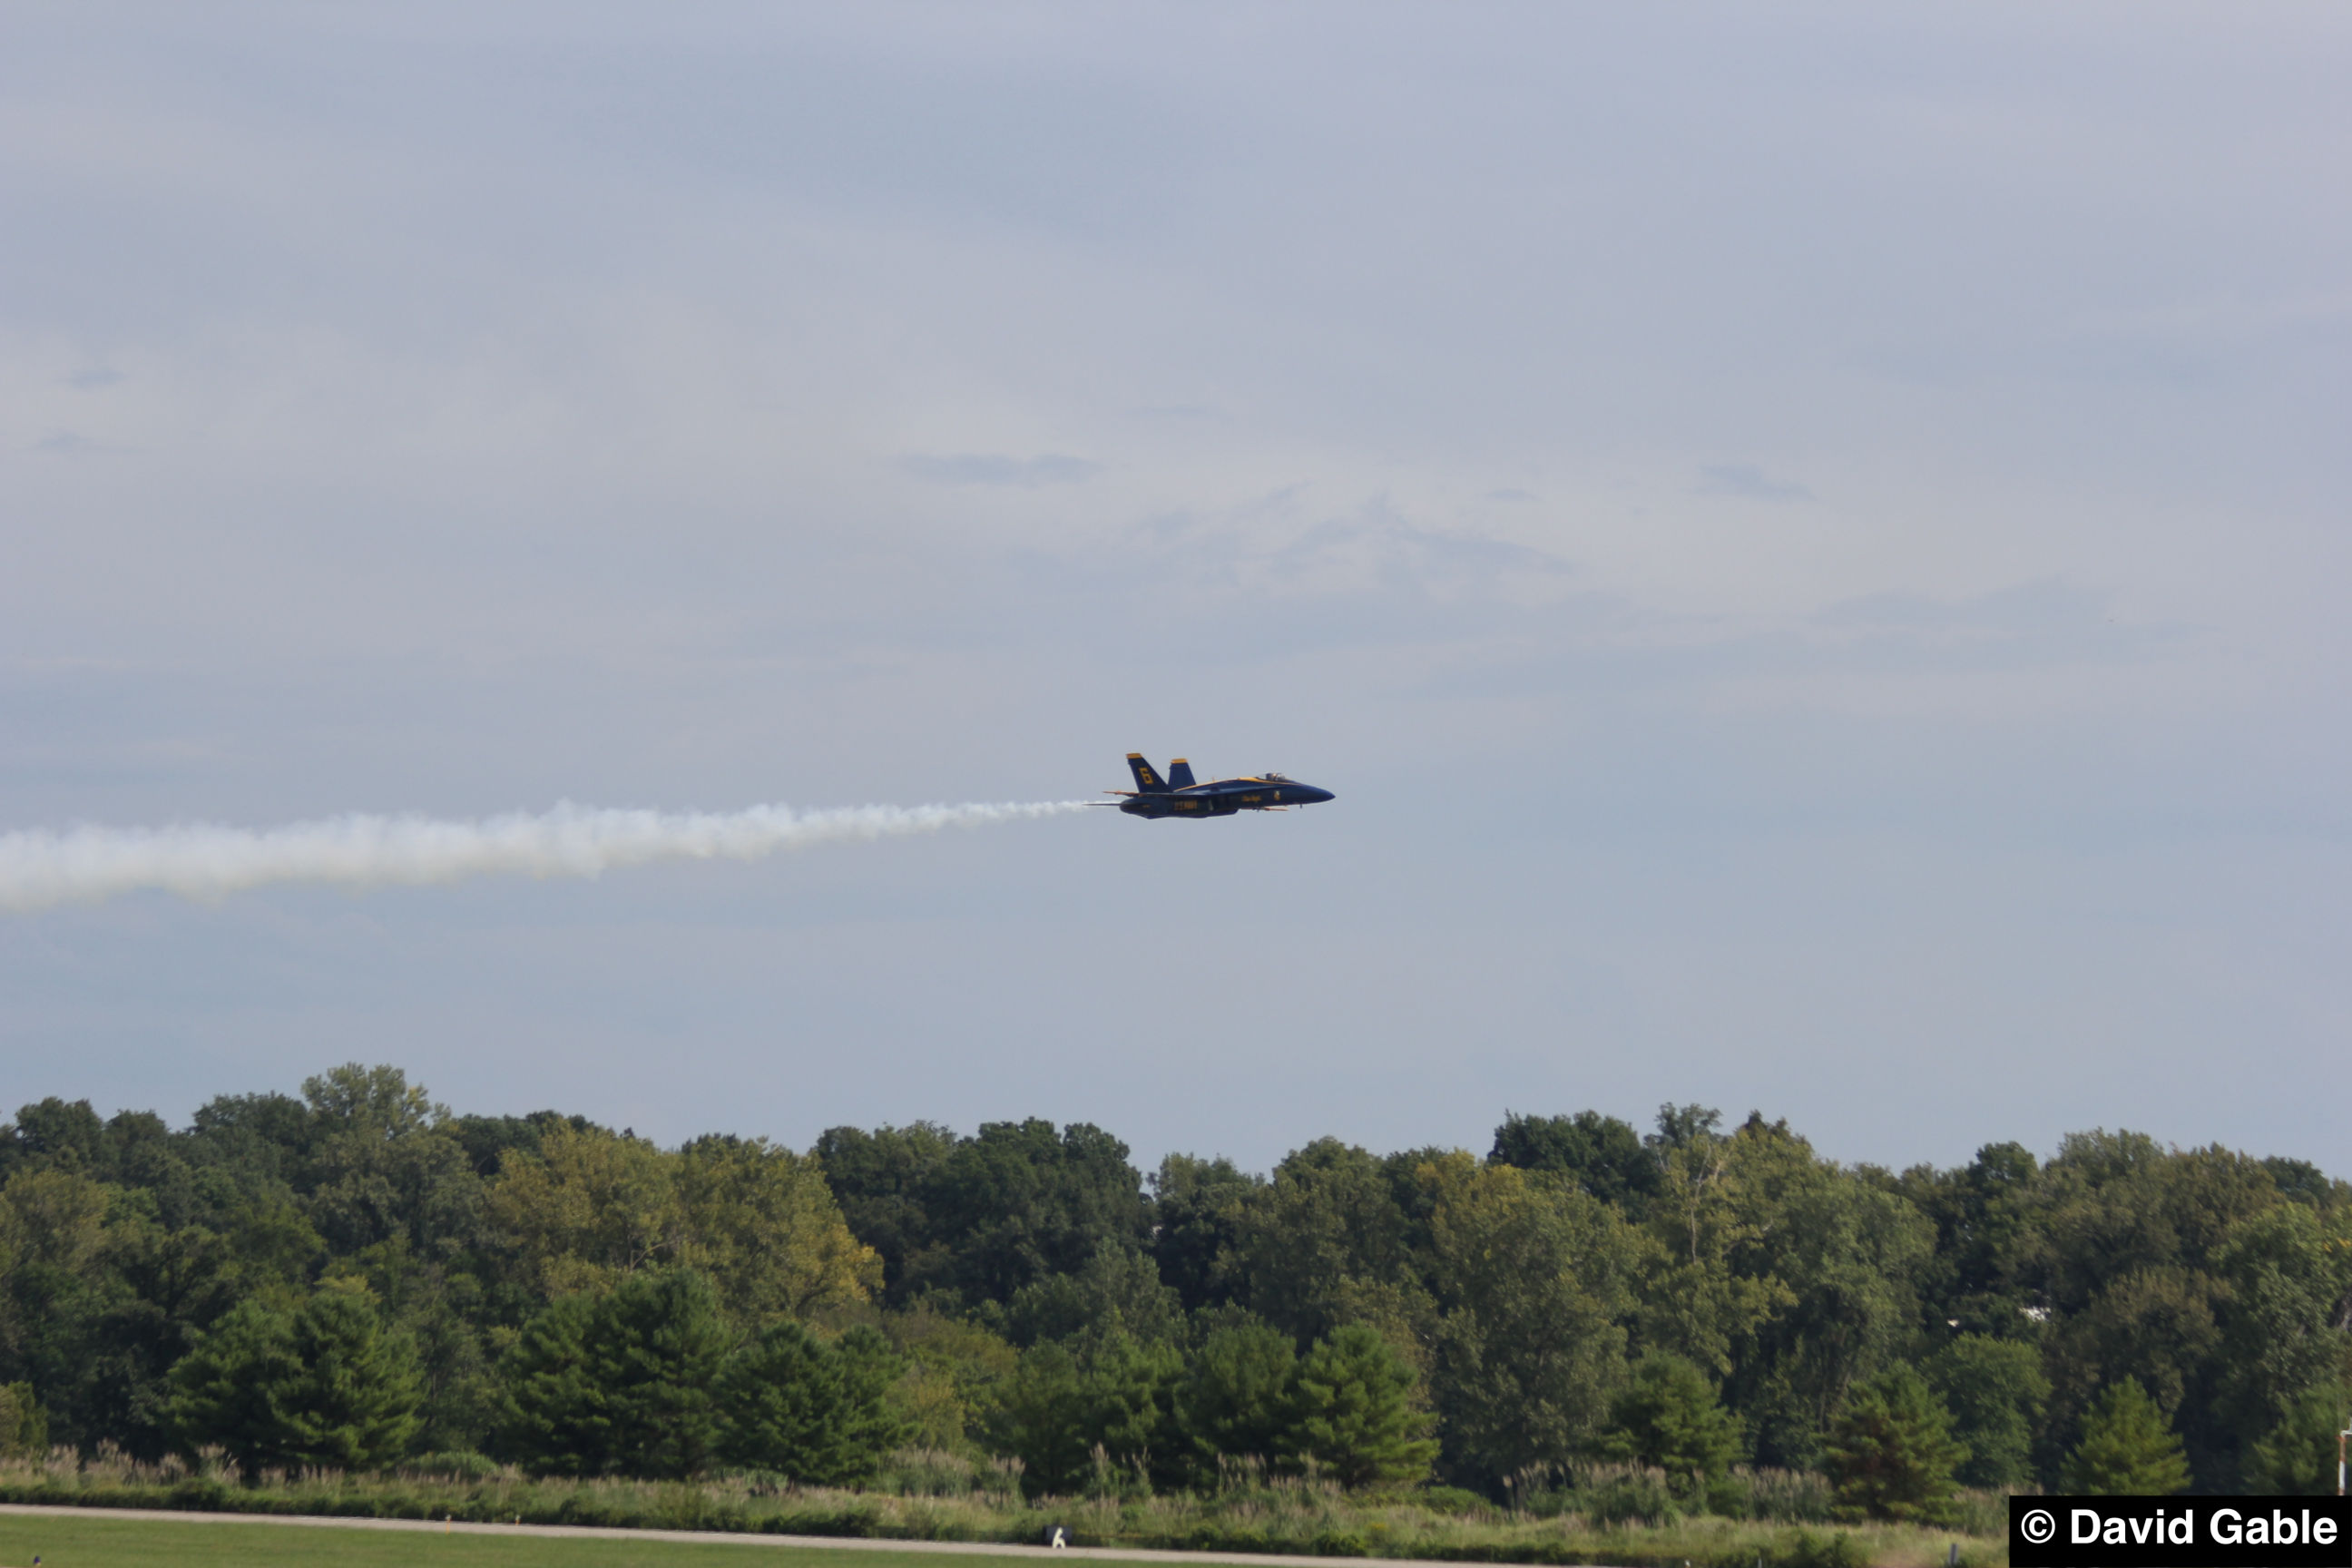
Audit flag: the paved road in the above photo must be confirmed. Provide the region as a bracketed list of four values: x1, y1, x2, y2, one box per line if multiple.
[0, 1503, 1485, 1568]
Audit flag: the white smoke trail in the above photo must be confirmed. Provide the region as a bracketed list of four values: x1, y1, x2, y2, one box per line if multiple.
[0, 799, 1104, 914]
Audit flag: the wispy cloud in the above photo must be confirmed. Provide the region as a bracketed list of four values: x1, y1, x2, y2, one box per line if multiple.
[897, 453, 1102, 487]
[64, 368, 124, 389]
[1809, 580, 2180, 663]
[1696, 462, 1811, 503]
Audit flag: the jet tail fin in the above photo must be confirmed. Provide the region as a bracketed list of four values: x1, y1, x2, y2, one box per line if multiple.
[1125, 753, 1171, 793]
[1167, 759, 1197, 789]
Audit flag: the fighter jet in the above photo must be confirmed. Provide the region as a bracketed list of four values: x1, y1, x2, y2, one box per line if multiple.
[1108, 754, 1336, 818]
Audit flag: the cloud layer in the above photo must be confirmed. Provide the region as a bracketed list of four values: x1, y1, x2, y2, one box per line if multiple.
[1, 2, 2345, 1171]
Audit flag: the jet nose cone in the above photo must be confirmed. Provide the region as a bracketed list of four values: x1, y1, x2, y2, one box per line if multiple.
[1304, 787, 1335, 804]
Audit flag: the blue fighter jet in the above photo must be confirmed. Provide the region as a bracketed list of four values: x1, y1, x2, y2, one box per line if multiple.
[1109, 754, 1336, 818]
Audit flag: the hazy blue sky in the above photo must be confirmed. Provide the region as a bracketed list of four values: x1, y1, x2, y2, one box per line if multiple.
[5, 2, 2347, 1173]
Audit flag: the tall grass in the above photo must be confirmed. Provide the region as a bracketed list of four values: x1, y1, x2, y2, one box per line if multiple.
[1514, 1462, 1838, 1526]
[0, 1446, 2008, 1567]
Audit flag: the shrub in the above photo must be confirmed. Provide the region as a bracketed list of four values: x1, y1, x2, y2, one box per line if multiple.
[1763, 1526, 1870, 1568]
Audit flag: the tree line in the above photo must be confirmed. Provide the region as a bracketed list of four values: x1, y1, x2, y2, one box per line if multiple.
[1, 1066, 2346, 1513]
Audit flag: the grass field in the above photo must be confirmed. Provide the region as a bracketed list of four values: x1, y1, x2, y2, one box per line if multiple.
[0, 1514, 994, 1568]
[0, 1449, 2009, 1568]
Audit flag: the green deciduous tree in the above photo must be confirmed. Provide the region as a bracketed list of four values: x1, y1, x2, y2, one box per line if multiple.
[2240, 1382, 2352, 1495]
[1924, 1333, 2048, 1489]
[1820, 1365, 1964, 1524]
[487, 1124, 688, 1298]
[0, 1099, 108, 1180]
[1004, 1239, 1183, 1349]
[0, 1167, 113, 1282]
[20, 1061, 2352, 1505]
[2059, 1377, 2191, 1495]
[1631, 1114, 1797, 1398]
[1426, 1159, 1633, 1488]
[302, 1063, 445, 1139]
[1149, 1154, 1262, 1314]
[1228, 1140, 1425, 1348]
[994, 1332, 1181, 1496]
[812, 1122, 958, 1304]
[1489, 1111, 1661, 1210]
[302, 1120, 485, 1262]
[2210, 1201, 2352, 1470]
[916, 1121, 1152, 1308]
[677, 1134, 880, 1325]
[2027, 1132, 2279, 1485]
[879, 1303, 1019, 1450]
[1734, 1163, 1936, 1471]
[0, 1381, 50, 1456]
[1897, 1142, 2041, 1335]
[2045, 1264, 2220, 1471]
[0, 1163, 128, 1455]
[487, 1125, 879, 1325]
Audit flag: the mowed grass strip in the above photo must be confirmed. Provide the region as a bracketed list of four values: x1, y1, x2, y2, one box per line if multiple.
[0, 1513, 1003, 1568]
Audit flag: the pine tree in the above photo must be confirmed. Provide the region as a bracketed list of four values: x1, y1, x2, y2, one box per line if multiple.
[579, 1269, 729, 1480]
[277, 1281, 424, 1469]
[497, 1269, 729, 1478]
[169, 1285, 422, 1475]
[716, 1321, 910, 1485]
[1821, 1365, 1965, 1524]
[993, 1340, 1094, 1496]
[1281, 1324, 1439, 1490]
[496, 1293, 604, 1476]
[1593, 1351, 1744, 1490]
[167, 1299, 305, 1476]
[1080, 1330, 1185, 1490]
[2060, 1377, 2190, 1495]
[1176, 1323, 1298, 1475]
[991, 1331, 1182, 1498]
